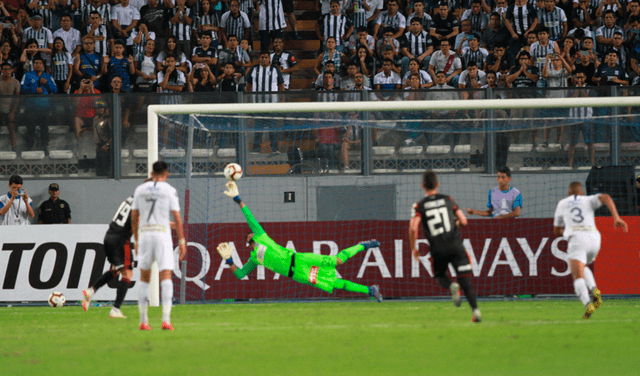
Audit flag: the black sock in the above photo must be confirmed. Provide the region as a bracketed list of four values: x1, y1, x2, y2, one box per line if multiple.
[92, 271, 115, 292]
[436, 276, 452, 290]
[113, 278, 130, 309]
[457, 276, 478, 310]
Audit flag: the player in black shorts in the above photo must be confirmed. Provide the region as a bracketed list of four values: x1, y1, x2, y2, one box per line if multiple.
[81, 196, 135, 318]
[409, 171, 481, 323]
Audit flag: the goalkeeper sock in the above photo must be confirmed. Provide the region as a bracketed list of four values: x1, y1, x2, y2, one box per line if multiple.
[138, 281, 149, 324]
[92, 270, 114, 292]
[457, 276, 479, 310]
[574, 278, 591, 306]
[583, 266, 596, 291]
[161, 279, 173, 323]
[337, 245, 364, 264]
[113, 278, 130, 309]
[333, 279, 370, 294]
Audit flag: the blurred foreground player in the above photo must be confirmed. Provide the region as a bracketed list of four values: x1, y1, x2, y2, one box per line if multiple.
[217, 181, 383, 302]
[82, 195, 135, 318]
[132, 161, 187, 331]
[553, 181, 628, 319]
[409, 171, 481, 322]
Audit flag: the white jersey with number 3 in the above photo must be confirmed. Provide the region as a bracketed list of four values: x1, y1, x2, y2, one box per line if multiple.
[132, 181, 180, 234]
[553, 194, 602, 237]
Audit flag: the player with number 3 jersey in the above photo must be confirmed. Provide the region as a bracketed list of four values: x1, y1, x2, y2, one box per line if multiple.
[410, 171, 481, 322]
[553, 181, 628, 319]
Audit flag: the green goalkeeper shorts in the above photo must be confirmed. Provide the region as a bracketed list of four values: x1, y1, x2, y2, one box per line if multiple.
[290, 253, 338, 294]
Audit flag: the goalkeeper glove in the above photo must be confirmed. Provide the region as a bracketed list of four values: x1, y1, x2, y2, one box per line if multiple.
[224, 181, 241, 203]
[217, 243, 233, 265]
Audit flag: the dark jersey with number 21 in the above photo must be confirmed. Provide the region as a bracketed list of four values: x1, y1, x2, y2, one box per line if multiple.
[108, 196, 134, 239]
[412, 193, 463, 256]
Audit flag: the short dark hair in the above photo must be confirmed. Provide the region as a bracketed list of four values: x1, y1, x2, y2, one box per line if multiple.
[152, 161, 169, 175]
[9, 175, 23, 185]
[422, 171, 438, 190]
[33, 56, 45, 64]
[467, 61, 477, 68]
[536, 26, 549, 35]
[497, 166, 511, 177]
[0, 62, 11, 70]
[357, 26, 368, 33]
[114, 39, 126, 47]
[494, 41, 507, 49]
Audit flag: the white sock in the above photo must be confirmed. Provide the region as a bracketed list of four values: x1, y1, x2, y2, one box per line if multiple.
[138, 281, 149, 324]
[161, 279, 173, 323]
[573, 278, 590, 306]
[583, 266, 596, 291]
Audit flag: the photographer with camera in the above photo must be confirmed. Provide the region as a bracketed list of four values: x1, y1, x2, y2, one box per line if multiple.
[0, 175, 35, 225]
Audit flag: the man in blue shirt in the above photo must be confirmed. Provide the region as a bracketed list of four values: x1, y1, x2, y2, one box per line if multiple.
[466, 166, 523, 218]
[20, 56, 57, 153]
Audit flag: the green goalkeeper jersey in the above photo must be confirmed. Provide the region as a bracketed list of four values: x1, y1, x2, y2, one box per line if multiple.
[233, 206, 295, 279]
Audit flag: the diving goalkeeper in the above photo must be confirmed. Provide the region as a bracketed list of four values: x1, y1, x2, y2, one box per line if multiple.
[217, 181, 383, 302]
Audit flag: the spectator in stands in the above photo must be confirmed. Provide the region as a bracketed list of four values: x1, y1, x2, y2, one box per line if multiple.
[167, 0, 192, 58]
[372, 0, 405, 39]
[593, 49, 629, 85]
[428, 39, 462, 86]
[624, 1, 640, 28]
[20, 55, 56, 153]
[15, 7, 30, 39]
[218, 33, 250, 76]
[189, 62, 216, 91]
[256, 0, 286, 51]
[111, 0, 140, 55]
[401, 18, 434, 75]
[51, 37, 74, 93]
[595, 0, 624, 19]
[316, 0, 353, 52]
[458, 60, 486, 89]
[484, 41, 512, 75]
[38, 183, 71, 224]
[316, 70, 340, 90]
[507, 50, 539, 87]
[270, 37, 298, 90]
[459, 32, 488, 68]
[314, 59, 341, 87]
[482, 12, 510, 52]
[0, 175, 35, 225]
[131, 20, 155, 63]
[461, 0, 488, 34]
[402, 58, 432, 87]
[1, 0, 23, 20]
[375, 26, 399, 57]
[85, 0, 111, 28]
[346, 0, 367, 32]
[611, 32, 627, 71]
[377, 45, 401, 74]
[217, 61, 244, 91]
[314, 37, 347, 76]
[504, 0, 538, 54]
[157, 35, 189, 74]
[0, 61, 19, 151]
[568, 69, 595, 167]
[573, 45, 599, 86]
[406, 0, 432, 34]
[430, 2, 459, 48]
[220, 0, 252, 48]
[541, 52, 571, 146]
[341, 111, 361, 170]
[426, 70, 460, 148]
[73, 38, 103, 90]
[102, 39, 135, 92]
[83, 11, 113, 58]
[346, 71, 371, 89]
[481, 69, 498, 88]
[349, 45, 374, 77]
[596, 11, 623, 56]
[559, 36, 576, 69]
[158, 53, 186, 92]
[346, 26, 375, 56]
[341, 61, 371, 88]
[373, 57, 401, 89]
[0, 40, 18, 77]
[454, 19, 473, 51]
[139, 0, 167, 52]
[572, 0, 596, 38]
[192, 30, 219, 72]
[73, 73, 100, 138]
[52, 13, 82, 56]
[21, 13, 52, 59]
[19, 38, 46, 79]
[26, 1, 54, 31]
[92, 99, 112, 176]
[193, 0, 221, 50]
[529, 26, 560, 87]
[283, 0, 302, 41]
[362, 0, 383, 31]
[537, 0, 567, 41]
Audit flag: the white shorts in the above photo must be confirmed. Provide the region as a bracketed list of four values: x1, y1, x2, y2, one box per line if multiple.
[566, 231, 601, 265]
[138, 232, 175, 271]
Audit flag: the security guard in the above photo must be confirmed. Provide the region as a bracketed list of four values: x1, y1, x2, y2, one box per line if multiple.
[38, 183, 71, 224]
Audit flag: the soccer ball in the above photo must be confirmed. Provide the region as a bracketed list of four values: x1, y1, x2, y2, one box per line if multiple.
[224, 163, 243, 181]
[48, 292, 66, 308]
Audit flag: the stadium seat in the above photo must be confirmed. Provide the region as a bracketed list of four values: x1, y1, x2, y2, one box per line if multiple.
[453, 144, 471, 154]
[426, 145, 450, 154]
[21, 151, 45, 160]
[372, 146, 395, 156]
[398, 146, 423, 155]
[0, 151, 17, 160]
[217, 148, 236, 158]
[509, 144, 533, 152]
[192, 149, 214, 158]
[159, 148, 186, 158]
[49, 150, 74, 160]
[121, 150, 130, 158]
[133, 149, 148, 158]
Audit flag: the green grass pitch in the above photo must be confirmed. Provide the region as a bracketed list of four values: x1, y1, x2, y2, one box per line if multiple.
[2, 299, 639, 376]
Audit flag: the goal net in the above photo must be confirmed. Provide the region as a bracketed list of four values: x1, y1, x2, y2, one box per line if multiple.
[148, 88, 640, 302]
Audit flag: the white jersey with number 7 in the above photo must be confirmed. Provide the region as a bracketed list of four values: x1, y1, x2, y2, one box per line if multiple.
[131, 181, 181, 234]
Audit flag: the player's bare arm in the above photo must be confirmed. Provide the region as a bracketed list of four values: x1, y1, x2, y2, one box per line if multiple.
[553, 226, 564, 237]
[454, 209, 467, 227]
[598, 194, 628, 232]
[131, 209, 140, 253]
[466, 207, 492, 216]
[409, 215, 422, 261]
[172, 210, 187, 260]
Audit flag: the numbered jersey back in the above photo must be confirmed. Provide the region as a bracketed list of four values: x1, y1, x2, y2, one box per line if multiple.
[412, 193, 463, 254]
[553, 194, 602, 236]
[108, 196, 134, 236]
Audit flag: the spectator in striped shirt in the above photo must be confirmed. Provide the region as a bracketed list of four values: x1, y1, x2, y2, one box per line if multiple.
[217, 33, 250, 74]
[220, 0, 252, 47]
[460, 32, 488, 68]
[595, 0, 624, 19]
[537, 0, 567, 41]
[21, 13, 53, 56]
[27, 0, 55, 31]
[372, 0, 405, 40]
[50, 36, 73, 93]
[596, 11, 623, 55]
[167, 0, 192, 58]
[193, 0, 220, 49]
[401, 18, 434, 74]
[461, 0, 488, 34]
[504, 0, 538, 52]
[529, 26, 559, 86]
[572, 0, 596, 36]
[346, 26, 375, 56]
[406, 0, 432, 35]
[270, 37, 298, 89]
[316, 0, 354, 52]
[85, 0, 111, 28]
[131, 20, 155, 63]
[373, 57, 401, 89]
[567, 69, 595, 167]
[346, 0, 367, 31]
[82, 10, 113, 57]
[256, 0, 286, 51]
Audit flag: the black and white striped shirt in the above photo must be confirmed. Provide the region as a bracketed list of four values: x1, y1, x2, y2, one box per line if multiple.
[258, 0, 286, 32]
[461, 46, 489, 67]
[168, 8, 192, 41]
[22, 26, 53, 48]
[348, 0, 367, 29]
[596, 24, 623, 55]
[537, 7, 567, 40]
[319, 13, 352, 46]
[86, 3, 112, 25]
[376, 11, 406, 31]
[402, 30, 433, 57]
[85, 24, 111, 56]
[194, 13, 220, 41]
[530, 41, 556, 75]
[247, 64, 284, 91]
[51, 51, 74, 81]
[461, 10, 488, 33]
[220, 11, 252, 40]
[506, 3, 537, 37]
[34, 0, 54, 30]
[238, 0, 254, 14]
[407, 13, 432, 33]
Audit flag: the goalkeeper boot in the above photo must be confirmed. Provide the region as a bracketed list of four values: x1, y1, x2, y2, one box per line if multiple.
[472, 309, 482, 323]
[139, 323, 152, 331]
[450, 282, 462, 307]
[360, 239, 380, 250]
[82, 288, 94, 312]
[162, 322, 175, 331]
[583, 303, 596, 319]
[109, 307, 127, 319]
[592, 288, 603, 309]
[369, 285, 383, 303]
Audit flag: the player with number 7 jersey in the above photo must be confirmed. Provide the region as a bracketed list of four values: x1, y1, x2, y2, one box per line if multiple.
[410, 171, 481, 322]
